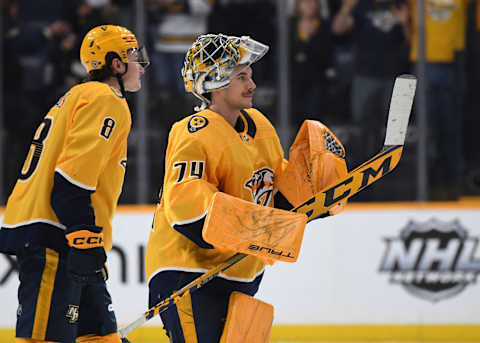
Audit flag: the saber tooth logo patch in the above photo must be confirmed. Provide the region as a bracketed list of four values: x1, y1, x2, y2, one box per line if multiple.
[244, 167, 274, 206]
[379, 218, 480, 302]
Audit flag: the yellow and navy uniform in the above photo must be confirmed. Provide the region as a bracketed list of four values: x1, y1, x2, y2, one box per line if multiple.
[409, 0, 470, 62]
[0, 81, 130, 342]
[0, 81, 130, 254]
[146, 108, 286, 284]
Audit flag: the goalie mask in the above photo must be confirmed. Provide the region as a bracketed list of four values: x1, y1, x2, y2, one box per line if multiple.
[182, 33, 269, 110]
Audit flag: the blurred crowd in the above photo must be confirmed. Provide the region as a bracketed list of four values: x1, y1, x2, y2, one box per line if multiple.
[2, 0, 480, 203]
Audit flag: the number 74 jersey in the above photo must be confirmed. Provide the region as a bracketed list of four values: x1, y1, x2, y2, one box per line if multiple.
[146, 108, 287, 282]
[1, 82, 131, 252]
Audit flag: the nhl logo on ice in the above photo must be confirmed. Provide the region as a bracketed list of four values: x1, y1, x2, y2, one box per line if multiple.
[379, 218, 480, 302]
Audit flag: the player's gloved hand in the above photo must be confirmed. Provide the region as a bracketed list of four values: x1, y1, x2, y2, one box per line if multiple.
[65, 225, 107, 284]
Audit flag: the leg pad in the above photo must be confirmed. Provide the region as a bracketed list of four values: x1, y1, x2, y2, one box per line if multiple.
[220, 292, 274, 343]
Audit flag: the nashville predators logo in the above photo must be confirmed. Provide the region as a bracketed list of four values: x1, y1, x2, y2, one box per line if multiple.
[244, 167, 274, 206]
[66, 305, 79, 323]
[188, 115, 209, 133]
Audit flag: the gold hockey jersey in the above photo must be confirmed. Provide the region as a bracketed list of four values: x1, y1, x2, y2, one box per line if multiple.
[145, 108, 286, 283]
[409, 0, 470, 62]
[1, 81, 131, 251]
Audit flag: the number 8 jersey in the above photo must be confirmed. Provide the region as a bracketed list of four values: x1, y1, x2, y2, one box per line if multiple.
[0, 81, 131, 253]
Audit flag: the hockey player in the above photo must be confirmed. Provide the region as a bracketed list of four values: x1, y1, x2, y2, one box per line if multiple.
[145, 33, 347, 342]
[0, 25, 149, 343]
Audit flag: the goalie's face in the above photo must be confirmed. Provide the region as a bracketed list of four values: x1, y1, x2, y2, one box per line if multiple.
[215, 65, 256, 110]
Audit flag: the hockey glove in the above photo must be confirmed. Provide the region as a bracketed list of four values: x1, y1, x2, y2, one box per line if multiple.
[276, 120, 348, 215]
[65, 225, 107, 284]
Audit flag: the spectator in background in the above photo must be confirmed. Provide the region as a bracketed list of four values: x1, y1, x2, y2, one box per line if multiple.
[112, 0, 135, 29]
[2, 0, 23, 196]
[68, 0, 124, 87]
[208, 0, 276, 85]
[16, 0, 78, 101]
[5, 0, 77, 197]
[312, 0, 355, 126]
[290, 0, 334, 130]
[148, 0, 212, 99]
[332, 0, 411, 167]
[408, 0, 469, 200]
[464, 0, 480, 194]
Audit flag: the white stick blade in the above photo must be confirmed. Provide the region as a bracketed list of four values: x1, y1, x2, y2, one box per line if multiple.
[384, 74, 417, 146]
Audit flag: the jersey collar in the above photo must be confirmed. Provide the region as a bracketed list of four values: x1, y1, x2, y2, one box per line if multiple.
[234, 110, 257, 141]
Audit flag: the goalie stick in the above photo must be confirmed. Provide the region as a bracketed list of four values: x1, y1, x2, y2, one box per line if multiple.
[118, 74, 416, 339]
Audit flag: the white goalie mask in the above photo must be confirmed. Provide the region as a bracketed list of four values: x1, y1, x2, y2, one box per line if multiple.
[181, 33, 269, 110]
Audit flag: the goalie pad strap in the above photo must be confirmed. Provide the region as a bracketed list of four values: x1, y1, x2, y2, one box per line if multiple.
[220, 292, 273, 343]
[202, 192, 307, 264]
[66, 230, 104, 249]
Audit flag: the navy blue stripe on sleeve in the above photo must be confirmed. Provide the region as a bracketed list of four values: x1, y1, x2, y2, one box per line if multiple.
[51, 171, 96, 227]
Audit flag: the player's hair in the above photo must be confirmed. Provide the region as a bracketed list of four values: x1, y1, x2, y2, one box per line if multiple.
[86, 52, 121, 82]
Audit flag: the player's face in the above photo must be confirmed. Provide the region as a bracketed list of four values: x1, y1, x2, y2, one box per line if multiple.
[223, 65, 256, 109]
[298, 0, 318, 16]
[123, 49, 146, 92]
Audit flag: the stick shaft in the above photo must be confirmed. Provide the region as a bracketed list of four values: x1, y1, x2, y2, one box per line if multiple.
[119, 74, 417, 339]
[118, 145, 403, 338]
[118, 253, 247, 338]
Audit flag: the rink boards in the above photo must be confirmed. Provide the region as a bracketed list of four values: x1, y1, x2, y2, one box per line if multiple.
[1, 200, 480, 341]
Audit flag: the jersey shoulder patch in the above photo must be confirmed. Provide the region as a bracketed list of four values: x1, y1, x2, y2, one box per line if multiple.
[187, 115, 209, 133]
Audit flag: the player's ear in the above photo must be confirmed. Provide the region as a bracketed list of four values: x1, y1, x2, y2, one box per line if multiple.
[110, 57, 125, 74]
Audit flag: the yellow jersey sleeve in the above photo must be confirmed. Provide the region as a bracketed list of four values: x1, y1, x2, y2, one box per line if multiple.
[161, 123, 218, 227]
[56, 93, 128, 190]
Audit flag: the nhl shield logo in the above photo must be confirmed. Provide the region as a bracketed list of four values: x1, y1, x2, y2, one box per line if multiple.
[244, 167, 274, 206]
[379, 218, 480, 302]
